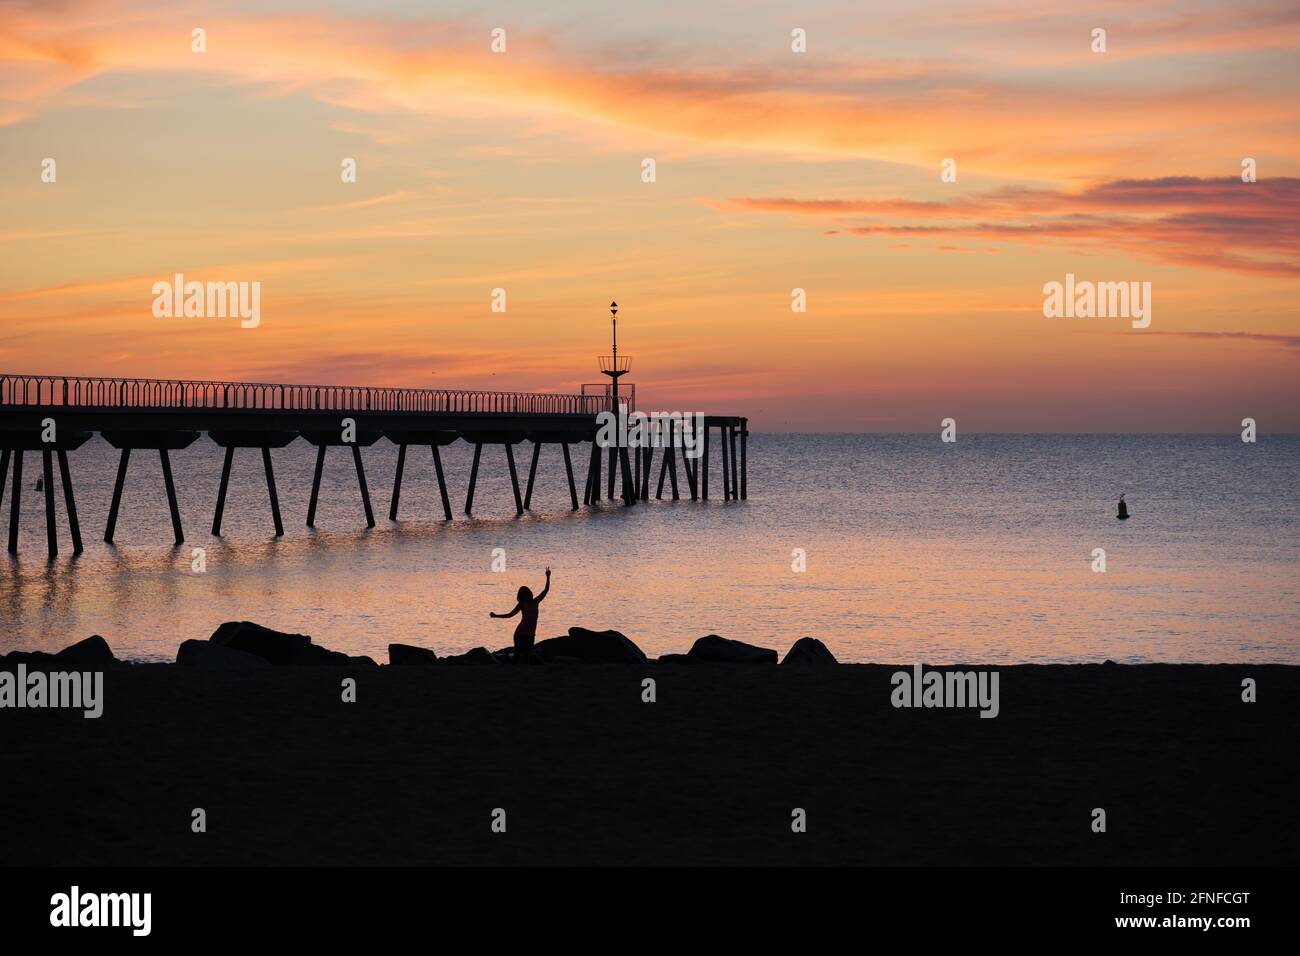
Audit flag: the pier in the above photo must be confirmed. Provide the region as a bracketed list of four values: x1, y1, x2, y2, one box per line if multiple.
[0, 373, 749, 557]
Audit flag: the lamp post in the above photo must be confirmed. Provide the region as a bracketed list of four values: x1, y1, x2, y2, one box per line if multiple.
[599, 301, 633, 504]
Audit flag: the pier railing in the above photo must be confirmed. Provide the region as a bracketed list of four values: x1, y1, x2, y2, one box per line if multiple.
[0, 373, 614, 416]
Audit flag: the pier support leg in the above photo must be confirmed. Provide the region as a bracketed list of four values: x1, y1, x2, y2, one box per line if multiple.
[585, 441, 600, 505]
[607, 448, 616, 501]
[160, 449, 184, 544]
[389, 443, 407, 521]
[644, 442, 655, 502]
[213, 446, 234, 535]
[524, 441, 541, 510]
[42, 450, 56, 559]
[0, 449, 8, 516]
[506, 443, 524, 516]
[722, 425, 733, 501]
[582, 446, 592, 504]
[465, 442, 482, 515]
[431, 445, 453, 520]
[656, 424, 670, 500]
[729, 426, 739, 501]
[702, 426, 710, 500]
[740, 421, 747, 500]
[104, 448, 128, 544]
[561, 443, 578, 510]
[262, 446, 283, 536]
[668, 425, 680, 501]
[352, 444, 375, 528]
[57, 450, 82, 554]
[684, 434, 699, 501]
[7, 450, 22, 553]
[307, 445, 326, 527]
[619, 447, 636, 506]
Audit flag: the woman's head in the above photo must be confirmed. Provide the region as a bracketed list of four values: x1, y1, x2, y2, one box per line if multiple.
[517, 585, 533, 603]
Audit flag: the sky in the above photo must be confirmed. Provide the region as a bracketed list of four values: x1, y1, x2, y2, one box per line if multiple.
[1, 0, 1297, 431]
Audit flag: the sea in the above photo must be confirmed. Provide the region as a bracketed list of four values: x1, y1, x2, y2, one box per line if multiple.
[1, 434, 1295, 664]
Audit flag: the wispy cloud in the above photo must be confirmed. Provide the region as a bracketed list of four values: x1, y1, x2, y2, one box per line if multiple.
[710, 177, 1300, 276]
[2, 1, 1297, 178]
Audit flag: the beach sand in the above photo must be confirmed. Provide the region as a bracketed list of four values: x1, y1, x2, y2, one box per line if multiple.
[2, 662, 1296, 866]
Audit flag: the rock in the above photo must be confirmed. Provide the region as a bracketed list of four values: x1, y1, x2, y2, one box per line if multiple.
[656, 653, 695, 665]
[210, 621, 312, 665]
[440, 647, 497, 666]
[177, 639, 269, 670]
[208, 621, 366, 666]
[780, 637, 837, 666]
[0, 650, 58, 667]
[687, 634, 777, 664]
[1103, 659, 1117, 666]
[535, 628, 646, 664]
[55, 635, 116, 668]
[389, 643, 439, 666]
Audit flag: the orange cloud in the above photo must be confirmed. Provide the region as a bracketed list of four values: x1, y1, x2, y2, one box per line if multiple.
[1, 1, 1297, 180]
[711, 177, 1300, 276]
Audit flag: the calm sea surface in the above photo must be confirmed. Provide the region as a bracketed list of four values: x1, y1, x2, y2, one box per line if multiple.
[1, 434, 1295, 663]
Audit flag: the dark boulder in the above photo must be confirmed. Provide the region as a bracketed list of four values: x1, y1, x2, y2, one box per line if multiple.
[780, 637, 837, 666]
[535, 628, 646, 664]
[389, 643, 439, 666]
[440, 647, 497, 666]
[177, 639, 269, 670]
[656, 653, 695, 664]
[687, 634, 777, 664]
[55, 635, 116, 668]
[0, 650, 58, 667]
[210, 621, 311, 664]
[209, 621, 369, 666]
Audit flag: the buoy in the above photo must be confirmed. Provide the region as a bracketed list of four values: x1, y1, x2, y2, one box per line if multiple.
[1117, 495, 1129, 520]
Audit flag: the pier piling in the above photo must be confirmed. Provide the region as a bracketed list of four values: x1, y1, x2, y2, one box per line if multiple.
[561, 443, 578, 510]
[465, 442, 482, 515]
[57, 450, 82, 553]
[505, 443, 524, 516]
[307, 445, 326, 527]
[159, 449, 184, 544]
[7, 451, 20, 553]
[42, 450, 56, 558]
[740, 419, 747, 500]
[389, 443, 407, 520]
[702, 426, 710, 500]
[213, 447, 234, 534]
[104, 448, 128, 543]
[524, 441, 541, 510]
[431, 444, 453, 520]
[262, 447, 284, 536]
[0, 449, 8, 530]
[351, 444, 375, 528]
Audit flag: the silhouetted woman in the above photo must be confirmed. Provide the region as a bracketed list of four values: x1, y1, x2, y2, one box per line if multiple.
[490, 567, 551, 665]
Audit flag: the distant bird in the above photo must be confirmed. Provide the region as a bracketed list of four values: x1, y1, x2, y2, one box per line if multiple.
[1116, 494, 1129, 520]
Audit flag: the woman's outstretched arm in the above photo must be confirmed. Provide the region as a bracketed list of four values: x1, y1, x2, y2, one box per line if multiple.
[536, 567, 551, 603]
[490, 603, 522, 619]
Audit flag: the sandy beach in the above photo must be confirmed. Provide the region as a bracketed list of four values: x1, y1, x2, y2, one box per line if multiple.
[3, 655, 1295, 866]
